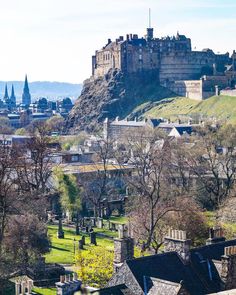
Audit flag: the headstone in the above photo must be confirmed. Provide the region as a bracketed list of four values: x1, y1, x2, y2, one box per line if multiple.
[57, 218, 64, 239]
[97, 218, 103, 229]
[81, 235, 86, 245]
[75, 225, 80, 235]
[90, 232, 97, 245]
[111, 223, 116, 231]
[78, 240, 83, 250]
[91, 217, 96, 227]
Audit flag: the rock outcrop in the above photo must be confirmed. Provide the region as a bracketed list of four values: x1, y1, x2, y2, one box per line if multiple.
[66, 69, 174, 133]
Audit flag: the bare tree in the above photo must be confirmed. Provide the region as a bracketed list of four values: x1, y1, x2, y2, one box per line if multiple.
[15, 123, 55, 218]
[0, 143, 18, 250]
[186, 124, 236, 209]
[120, 128, 187, 253]
[81, 137, 119, 217]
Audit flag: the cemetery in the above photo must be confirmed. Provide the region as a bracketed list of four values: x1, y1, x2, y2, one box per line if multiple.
[22, 216, 127, 294]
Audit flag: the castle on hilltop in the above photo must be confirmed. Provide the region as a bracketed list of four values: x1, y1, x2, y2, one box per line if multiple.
[92, 27, 236, 100]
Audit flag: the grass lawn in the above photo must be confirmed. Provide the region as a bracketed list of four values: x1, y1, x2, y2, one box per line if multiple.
[108, 216, 128, 224]
[94, 227, 118, 238]
[144, 95, 236, 125]
[32, 287, 56, 295]
[45, 225, 114, 264]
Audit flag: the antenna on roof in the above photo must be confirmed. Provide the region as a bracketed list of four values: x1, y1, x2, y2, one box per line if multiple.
[149, 8, 151, 28]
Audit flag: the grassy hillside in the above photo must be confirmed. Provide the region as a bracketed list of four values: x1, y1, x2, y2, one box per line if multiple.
[142, 95, 236, 124]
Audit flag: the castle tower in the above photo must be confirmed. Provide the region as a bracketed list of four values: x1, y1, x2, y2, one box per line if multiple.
[10, 85, 16, 107]
[3, 84, 9, 101]
[22, 75, 31, 106]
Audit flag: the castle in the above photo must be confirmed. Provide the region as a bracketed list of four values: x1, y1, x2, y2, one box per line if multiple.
[92, 27, 236, 100]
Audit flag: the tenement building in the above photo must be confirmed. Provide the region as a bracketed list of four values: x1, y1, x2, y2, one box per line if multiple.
[92, 27, 236, 100]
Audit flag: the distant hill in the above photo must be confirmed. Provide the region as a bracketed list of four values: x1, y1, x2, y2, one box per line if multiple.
[140, 95, 236, 124]
[0, 81, 82, 102]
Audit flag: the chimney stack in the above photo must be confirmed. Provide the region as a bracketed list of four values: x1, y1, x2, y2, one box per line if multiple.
[206, 226, 225, 245]
[113, 224, 134, 272]
[164, 229, 191, 264]
[221, 246, 236, 290]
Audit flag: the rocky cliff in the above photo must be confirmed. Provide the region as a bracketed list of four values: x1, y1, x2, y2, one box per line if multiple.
[66, 69, 174, 133]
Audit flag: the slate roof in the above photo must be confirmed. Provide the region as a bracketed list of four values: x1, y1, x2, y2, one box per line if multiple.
[91, 284, 135, 295]
[174, 126, 193, 135]
[125, 252, 210, 295]
[191, 239, 236, 261]
[105, 238, 236, 295]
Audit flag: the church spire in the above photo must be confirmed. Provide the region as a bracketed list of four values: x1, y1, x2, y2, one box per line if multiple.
[22, 74, 31, 106]
[24, 75, 29, 91]
[3, 83, 9, 100]
[10, 84, 16, 107]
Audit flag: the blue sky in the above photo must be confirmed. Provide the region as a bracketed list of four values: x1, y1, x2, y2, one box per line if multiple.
[0, 0, 235, 83]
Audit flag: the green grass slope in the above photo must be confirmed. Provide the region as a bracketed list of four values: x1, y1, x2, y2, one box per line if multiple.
[143, 95, 236, 124]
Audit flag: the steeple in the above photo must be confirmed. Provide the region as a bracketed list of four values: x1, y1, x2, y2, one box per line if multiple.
[22, 74, 31, 106]
[3, 84, 9, 100]
[24, 75, 29, 91]
[10, 84, 16, 107]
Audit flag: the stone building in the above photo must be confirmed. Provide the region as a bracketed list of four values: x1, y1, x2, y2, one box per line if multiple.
[104, 117, 196, 141]
[92, 27, 235, 100]
[94, 227, 236, 295]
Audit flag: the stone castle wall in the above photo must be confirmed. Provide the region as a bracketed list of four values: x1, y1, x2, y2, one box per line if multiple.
[91, 29, 232, 100]
[169, 75, 229, 100]
[169, 80, 204, 100]
[221, 89, 236, 97]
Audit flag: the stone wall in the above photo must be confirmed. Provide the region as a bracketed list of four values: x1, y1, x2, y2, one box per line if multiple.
[220, 90, 236, 97]
[169, 75, 229, 100]
[221, 247, 236, 290]
[169, 80, 203, 100]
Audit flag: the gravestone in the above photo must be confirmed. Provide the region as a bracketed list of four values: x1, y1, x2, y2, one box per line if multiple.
[97, 218, 103, 229]
[78, 240, 83, 250]
[111, 223, 116, 231]
[81, 235, 86, 245]
[91, 217, 96, 227]
[57, 218, 64, 239]
[90, 232, 97, 245]
[76, 224, 80, 235]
